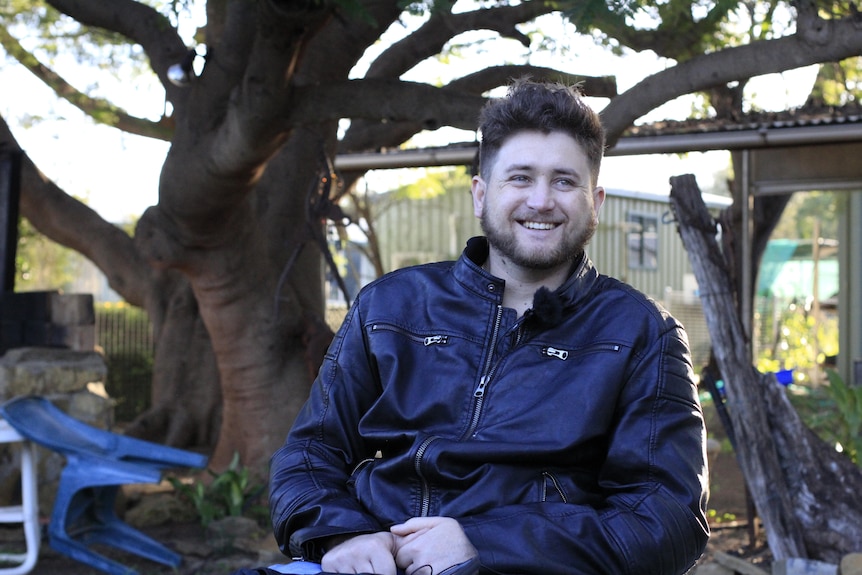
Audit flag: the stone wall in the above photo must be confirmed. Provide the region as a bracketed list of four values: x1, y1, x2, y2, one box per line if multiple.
[0, 289, 116, 515]
[0, 291, 96, 354]
[0, 346, 115, 512]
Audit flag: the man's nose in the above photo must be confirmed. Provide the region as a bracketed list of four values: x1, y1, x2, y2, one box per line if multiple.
[525, 180, 554, 210]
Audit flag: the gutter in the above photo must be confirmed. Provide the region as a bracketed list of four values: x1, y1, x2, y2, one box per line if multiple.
[333, 122, 862, 171]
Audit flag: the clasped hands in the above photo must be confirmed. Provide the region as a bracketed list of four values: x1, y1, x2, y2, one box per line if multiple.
[321, 516, 478, 575]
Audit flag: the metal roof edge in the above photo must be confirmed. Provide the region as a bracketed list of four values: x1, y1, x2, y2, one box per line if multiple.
[606, 187, 733, 209]
[607, 122, 862, 156]
[334, 122, 862, 171]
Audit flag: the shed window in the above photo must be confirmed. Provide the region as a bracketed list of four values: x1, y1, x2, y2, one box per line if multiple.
[627, 213, 658, 270]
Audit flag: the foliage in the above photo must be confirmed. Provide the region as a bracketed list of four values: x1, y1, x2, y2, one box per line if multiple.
[784, 386, 837, 456]
[770, 191, 839, 241]
[754, 303, 859, 466]
[784, 372, 862, 467]
[398, 0, 457, 15]
[560, 0, 761, 60]
[168, 452, 268, 527]
[395, 166, 470, 201]
[757, 191, 840, 382]
[105, 351, 153, 420]
[824, 369, 862, 464]
[755, 299, 838, 383]
[2, 0, 143, 65]
[15, 216, 79, 290]
[707, 509, 737, 524]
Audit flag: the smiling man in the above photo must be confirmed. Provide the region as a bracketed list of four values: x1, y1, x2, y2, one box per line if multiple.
[268, 79, 710, 575]
[472, 128, 604, 316]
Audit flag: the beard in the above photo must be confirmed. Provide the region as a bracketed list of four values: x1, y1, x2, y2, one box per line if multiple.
[480, 210, 597, 270]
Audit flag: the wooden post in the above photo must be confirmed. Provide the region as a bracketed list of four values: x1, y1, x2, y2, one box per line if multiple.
[0, 151, 22, 293]
[669, 174, 862, 562]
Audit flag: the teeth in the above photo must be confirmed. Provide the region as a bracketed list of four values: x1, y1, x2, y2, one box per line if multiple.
[523, 221, 555, 230]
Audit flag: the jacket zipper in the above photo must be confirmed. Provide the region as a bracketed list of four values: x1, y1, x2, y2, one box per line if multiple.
[410, 306, 503, 516]
[542, 471, 569, 503]
[370, 323, 449, 346]
[542, 345, 568, 360]
[465, 305, 504, 437]
[414, 435, 437, 517]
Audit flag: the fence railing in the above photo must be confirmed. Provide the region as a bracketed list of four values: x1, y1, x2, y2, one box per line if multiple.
[94, 303, 154, 422]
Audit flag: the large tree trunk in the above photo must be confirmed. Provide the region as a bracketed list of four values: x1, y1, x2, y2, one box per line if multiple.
[123, 273, 221, 450]
[133, 132, 331, 473]
[669, 174, 862, 563]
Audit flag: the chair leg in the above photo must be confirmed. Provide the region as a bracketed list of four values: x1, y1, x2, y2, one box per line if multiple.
[0, 421, 40, 575]
[48, 457, 182, 575]
[79, 486, 181, 566]
[53, 485, 182, 569]
[47, 532, 139, 575]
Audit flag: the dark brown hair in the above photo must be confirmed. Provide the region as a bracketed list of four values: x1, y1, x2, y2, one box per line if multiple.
[477, 78, 606, 186]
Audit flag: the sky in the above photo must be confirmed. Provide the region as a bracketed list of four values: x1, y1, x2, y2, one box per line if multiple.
[0, 7, 819, 224]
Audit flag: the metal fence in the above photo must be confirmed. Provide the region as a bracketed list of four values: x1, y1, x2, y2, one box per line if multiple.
[94, 303, 154, 422]
[659, 291, 713, 374]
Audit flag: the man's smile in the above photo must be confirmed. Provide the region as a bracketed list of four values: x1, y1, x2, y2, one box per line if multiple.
[519, 220, 559, 230]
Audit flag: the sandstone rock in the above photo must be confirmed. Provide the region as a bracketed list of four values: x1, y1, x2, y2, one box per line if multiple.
[125, 492, 198, 528]
[0, 348, 113, 513]
[695, 561, 735, 575]
[0, 347, 107, 397]
[714, 551, 769, 575]
[772, 558, 838, 575]
[841, 553, 862, 575]
[206, 516, 266, 551]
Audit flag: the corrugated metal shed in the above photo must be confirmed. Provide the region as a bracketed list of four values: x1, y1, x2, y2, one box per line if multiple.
[372, 182, 730, 301]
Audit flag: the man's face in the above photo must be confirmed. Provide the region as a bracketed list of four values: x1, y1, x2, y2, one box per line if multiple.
[471, 130, 605, 271]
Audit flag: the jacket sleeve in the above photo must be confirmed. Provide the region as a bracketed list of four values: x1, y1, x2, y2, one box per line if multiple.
[458, 323, 710, 575]
[269, 302, 383, 561]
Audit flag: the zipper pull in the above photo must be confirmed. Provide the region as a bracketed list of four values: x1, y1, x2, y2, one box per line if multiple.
[424, 335, 448, 346]
[474, 375, 488, 397]
[542, 346, 569, 360]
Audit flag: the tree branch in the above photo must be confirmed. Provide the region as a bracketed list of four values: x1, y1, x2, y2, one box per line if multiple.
[46, 0, 191, 107]
[151, 2, 339, 225]
[602, 13, 862, 146]
[0, 113, 153, 306]
[567, 0, 736, 61]
[292, 79, 487, 133]
[335, 65, 616, 155]
[447, 65, 617, 99]
[0, 25, 174, 140]
[367, 3, 555, 78]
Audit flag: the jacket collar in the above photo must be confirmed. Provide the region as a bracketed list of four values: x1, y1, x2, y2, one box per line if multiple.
[453, 236, 600, 310]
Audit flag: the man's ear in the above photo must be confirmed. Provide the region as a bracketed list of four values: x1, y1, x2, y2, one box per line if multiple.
[471, 176, 486, 219]
[592, 186, 606, 222]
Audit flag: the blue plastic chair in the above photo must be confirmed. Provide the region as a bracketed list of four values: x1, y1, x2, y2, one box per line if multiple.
[0, 395, 209, 575]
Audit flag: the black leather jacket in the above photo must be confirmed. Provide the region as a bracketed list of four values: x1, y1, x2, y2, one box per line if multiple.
[270, 237, 709, 575]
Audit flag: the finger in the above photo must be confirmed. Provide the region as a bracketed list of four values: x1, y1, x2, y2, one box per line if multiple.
[390, 516, 445, 535]
[370, 555, 398, 575]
